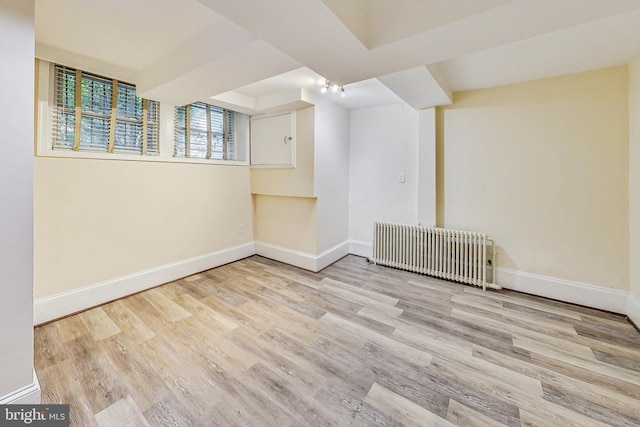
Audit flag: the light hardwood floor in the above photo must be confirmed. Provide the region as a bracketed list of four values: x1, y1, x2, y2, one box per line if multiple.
[34, 255, 640, 426]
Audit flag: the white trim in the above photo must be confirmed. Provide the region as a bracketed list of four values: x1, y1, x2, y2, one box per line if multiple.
[628, 293, 640, 328]
[255, 240, 349, 272]
[316, 241, 350, 271]
[36, 150, 250, 167]
[348, 239, 631, 315]
[0, 369, 41, 404]
[34, 243, 256, 325]
[349, 240, 372, 258]
[496, 267, 628, 314]
[31, 235, 639, 326]
[255, 241, 317, 271]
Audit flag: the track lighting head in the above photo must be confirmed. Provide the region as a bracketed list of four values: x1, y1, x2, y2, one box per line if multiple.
[319, 79, 345, 97]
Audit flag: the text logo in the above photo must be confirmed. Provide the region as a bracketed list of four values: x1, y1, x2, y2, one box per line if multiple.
[0, 405, 69, 427]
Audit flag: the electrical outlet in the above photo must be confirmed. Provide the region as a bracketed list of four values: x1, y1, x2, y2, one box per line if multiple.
[398, 172, 405, 183]
[237, 224, 243, 234]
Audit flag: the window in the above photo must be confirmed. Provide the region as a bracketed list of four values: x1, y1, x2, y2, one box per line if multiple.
[174, 102, 235, 160]
[52, 65, 159, 155]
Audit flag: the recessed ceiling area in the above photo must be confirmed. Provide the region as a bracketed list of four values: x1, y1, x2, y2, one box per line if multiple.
[35, 0, 640, 112]
[436, 7, 640, 92]
[35, 0, 220, 71]
[320, 0, 514, 49]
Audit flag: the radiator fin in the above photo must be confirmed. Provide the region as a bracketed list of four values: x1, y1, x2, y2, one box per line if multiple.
[372, 222, 499, 290]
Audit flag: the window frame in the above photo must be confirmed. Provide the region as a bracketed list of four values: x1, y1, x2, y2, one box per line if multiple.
[174, 102, 237, 161]
[35, 59, 250, 166]
[51, 65, 160, 156]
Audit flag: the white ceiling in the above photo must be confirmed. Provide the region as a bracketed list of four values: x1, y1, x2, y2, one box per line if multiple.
[35, 0, 640, 112]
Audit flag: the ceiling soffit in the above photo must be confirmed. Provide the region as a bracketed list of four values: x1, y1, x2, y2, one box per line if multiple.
[320, 0, 514, 49]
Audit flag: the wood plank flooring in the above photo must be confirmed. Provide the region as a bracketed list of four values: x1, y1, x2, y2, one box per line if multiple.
[34, 255, 640, 426]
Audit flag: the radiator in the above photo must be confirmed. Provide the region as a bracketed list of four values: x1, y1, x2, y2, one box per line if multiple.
[371, 222, 500, 290]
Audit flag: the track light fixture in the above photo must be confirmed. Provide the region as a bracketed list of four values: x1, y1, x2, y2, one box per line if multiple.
[321, 79, 330, 93]
[320, 79, 345, 97]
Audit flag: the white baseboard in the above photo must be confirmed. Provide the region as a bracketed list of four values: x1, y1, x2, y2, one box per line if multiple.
[34, 243, 256, 325]
[317, 241, 350, 271]
[0, 369, 41, 404]
[496, 267, 628, 314]
[348, 239, 630, 315]
[255, 240, 349, 272]
[32, 237, 638, 326]
[628, 293, 640, 328]
[349, 240, 372, 258]
[255, 242, 317, 271]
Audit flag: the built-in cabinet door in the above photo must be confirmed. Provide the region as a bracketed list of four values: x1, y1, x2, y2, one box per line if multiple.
[250, 112, 296, 167]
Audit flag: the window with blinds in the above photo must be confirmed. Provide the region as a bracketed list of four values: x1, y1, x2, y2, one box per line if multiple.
[174, 102, 235, 160]
[52, 65, 160, 155]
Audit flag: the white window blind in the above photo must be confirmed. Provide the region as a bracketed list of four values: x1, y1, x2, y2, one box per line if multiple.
[174, 102, 235, 160]
[52, 65, 160, 155]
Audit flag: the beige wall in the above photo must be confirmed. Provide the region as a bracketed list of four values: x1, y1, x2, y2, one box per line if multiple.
[438, 67, 629, 290]
[34, 157, 253, 299]
[252, 195, 318, 253]
[630, 55, 640, 301]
